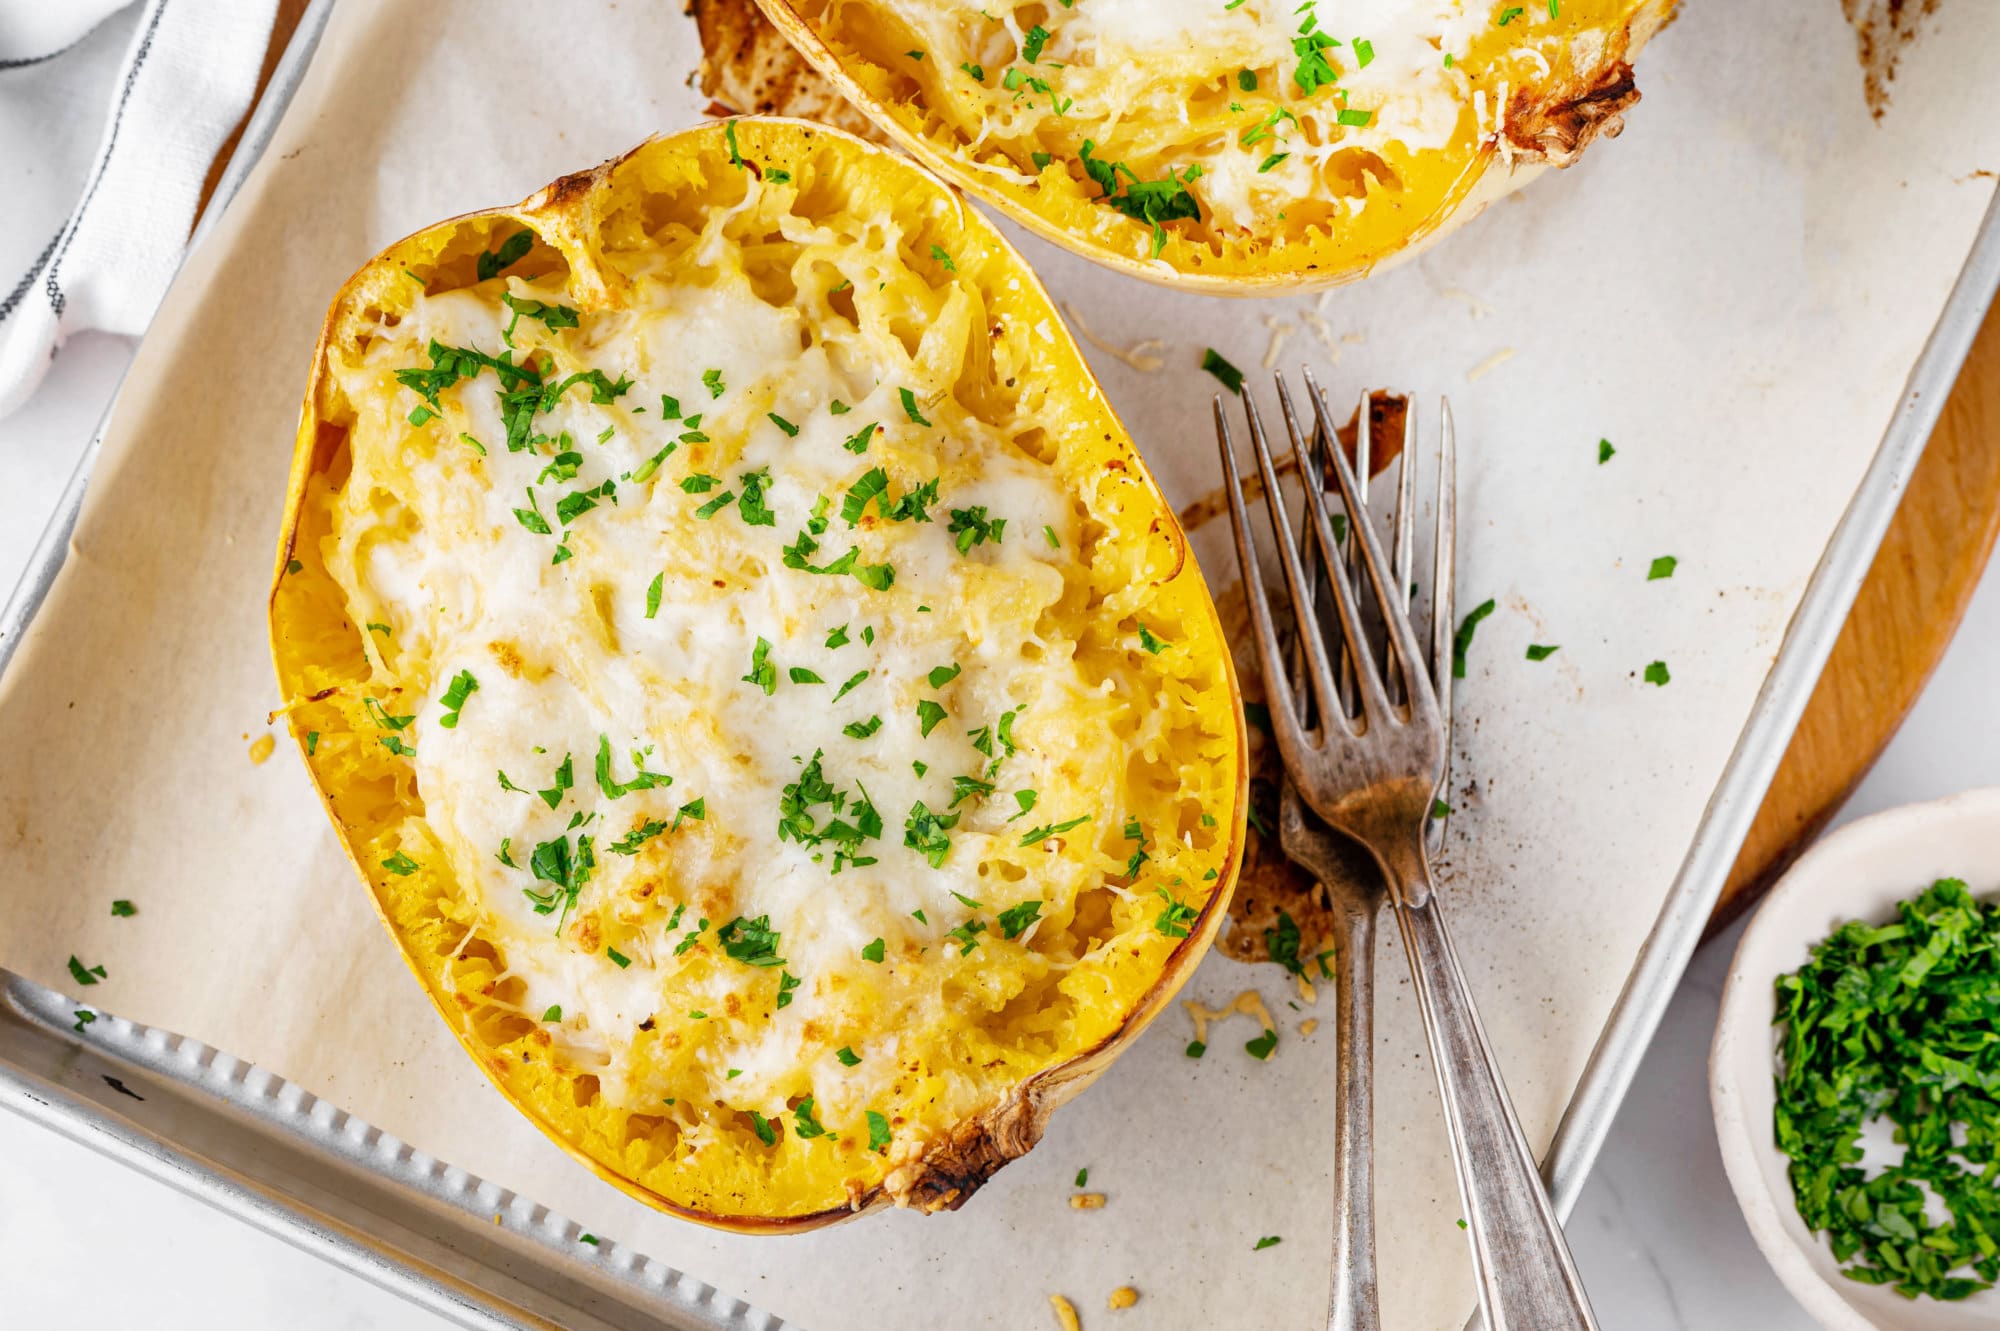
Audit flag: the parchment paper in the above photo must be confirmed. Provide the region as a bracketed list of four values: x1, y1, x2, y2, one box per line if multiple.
[3, 3, 1997, 1328]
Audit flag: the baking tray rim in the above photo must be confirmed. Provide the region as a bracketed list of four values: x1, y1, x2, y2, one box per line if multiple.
[2, 1, 1997, 1326]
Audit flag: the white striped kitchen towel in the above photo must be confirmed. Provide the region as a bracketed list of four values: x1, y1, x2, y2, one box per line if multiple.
[0, 0, 278, 419]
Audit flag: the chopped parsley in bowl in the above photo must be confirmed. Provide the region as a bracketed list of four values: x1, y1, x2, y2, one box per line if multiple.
[1713, 787, 2000, 1331]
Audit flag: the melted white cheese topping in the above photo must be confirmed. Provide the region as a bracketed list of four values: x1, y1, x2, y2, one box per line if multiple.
[330, 249, 1107, 1116]
[878, 0, 1492, 232]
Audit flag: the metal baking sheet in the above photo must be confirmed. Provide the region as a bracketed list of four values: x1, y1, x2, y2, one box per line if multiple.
[2, 2, 1997, 1329]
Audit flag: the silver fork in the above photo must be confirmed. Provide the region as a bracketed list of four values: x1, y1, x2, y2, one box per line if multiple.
[1217, 372, 1600, 1331]
[1275, 390, 1450, 1331]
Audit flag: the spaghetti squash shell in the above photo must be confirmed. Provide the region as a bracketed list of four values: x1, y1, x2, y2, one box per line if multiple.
[269, 119, 1245, 1232]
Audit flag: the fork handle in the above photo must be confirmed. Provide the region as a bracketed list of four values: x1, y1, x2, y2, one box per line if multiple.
[1388, 876, 1600, 1331]
[1324, 880, 1380, 1331]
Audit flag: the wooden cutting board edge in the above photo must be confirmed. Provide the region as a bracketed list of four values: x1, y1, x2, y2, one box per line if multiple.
[219, 0, 2000, 935]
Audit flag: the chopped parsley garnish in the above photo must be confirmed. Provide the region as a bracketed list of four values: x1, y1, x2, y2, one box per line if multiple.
[1599, 438, 1616, 464]
[927, 663, 962, 689]
[866, 1110, 892, 1152]
[776, 970, 801, 1009]
[960, 61, 985, 81]
[1009, 789, 1038, 821]
[1648, 555, 1678, 581]
[793, 1096, 828, 1139]
[66, 956, 106, 987]
[737, 468, 777, 526]
[542, 1005, 562, 1022]
[950, 774, 995, 807]
[382, 851, 420, 876]
[768, 412, 800, 437]
[513, 489, 552, 535]
[1245, 1028, 1278, 1060]
[645, 572, 664, 619]
[525, 832, 595, 924]
[537, 753, 575, 809]
[674, 918, 709, 957]
[1020, 814, 1090, 847]
[1336, 107, 1374, 128]
[1185, 1040, 1206, 1059]
[1452, 598, 1497, 679]
[717, 915, 786, 968]
[607, 818, 669, 856]
[833, 670, 870, 702]
[743, 638, 778, 695]
[438, 670, 478, 728]
[836, 1046, 861, 1067]
[476, 229, 535, 282]
[1266, 909, 1303, 975]
[111, 899, 136, 917]
[862, 937, 886, 963]
[694, 489, 736, 520]
[605, 946, 631, 969]
[702, 368, 725, 399]
[1156, 888, 1198, 939]
[499, 292, 578, 346]
[777, 750, 882, 872]
[1136, 623, 1168, 654]
[680, 473, 720, 494]
[1239, 69, 1258, 91]
[842, 422, 877, 454]
[1078, 139, 1202, 256]
[1644, 660, 1671, 686]
[947, 506, 1005, 553]
[1201, 348, 1245, 395]
[997, 900, 1042, 939]
[790, 667, 823, 685]
[844, 715, 883, 739]
[1020, 23, 1050, 62]
[946, 918, 987, 956]
[1254, 1235, 1283, 1251]
[915, 699, 948, 737]
[897, 388, 931, 426]
[903, 800, 959, 866]
[749, 1110, 777, 1146]
[595, 736, 671, 799]
[928, 244, 957, 273]
[825, 624, 850, 648]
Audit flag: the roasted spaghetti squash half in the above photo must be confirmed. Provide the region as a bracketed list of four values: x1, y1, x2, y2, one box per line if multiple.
[269, 120, 1244, 1230]
[754, 0, 1676, 291]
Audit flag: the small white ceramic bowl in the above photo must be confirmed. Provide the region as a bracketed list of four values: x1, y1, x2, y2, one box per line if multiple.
[1711, 787, 2000, 1331]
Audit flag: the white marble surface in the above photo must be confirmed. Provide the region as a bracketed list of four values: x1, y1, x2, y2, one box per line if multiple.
[2, 336, 1996, 1330]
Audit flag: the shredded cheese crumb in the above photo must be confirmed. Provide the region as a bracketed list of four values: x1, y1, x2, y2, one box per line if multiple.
[1070, 1192, 1107, 1209]
[1108, 1287, 1139, 1310]
[1061, 303, 1165, 373]
[1300, 1018, 1320, 1038]
[1465, 348, 1516, 383]
[1050, 1293, 1082, 1331]
[1295, 971, 1318, 1005]
[1261, 316, 1294, 370]
[248, 734, 276, 765]
[1183, 989, 1278, 1047]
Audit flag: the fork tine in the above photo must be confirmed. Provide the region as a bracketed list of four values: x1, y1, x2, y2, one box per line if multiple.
[1304, 370, 1439, 730]
[1273, 375, 1344, 721]
[1429, 398, 1459, 828]
[1390, 397, 1418, 707]
[1342, 388, 1374, 714]
[1392, 399, 1417, 611]
[1241, 392, 1347, 732]
[1271, 377, 1390, 725]
[1214, 396, 1310, 749]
